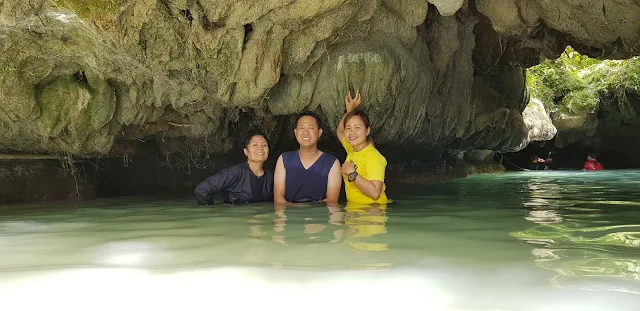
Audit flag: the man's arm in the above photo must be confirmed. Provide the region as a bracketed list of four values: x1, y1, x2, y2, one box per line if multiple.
[325, 159, 343, 203]
[273, 155, 288, 203]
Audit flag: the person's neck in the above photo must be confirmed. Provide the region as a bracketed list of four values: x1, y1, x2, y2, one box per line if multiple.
[247, 160, 264, 176]
[298, 146, 320, 158]
[353, 141, 370, 152]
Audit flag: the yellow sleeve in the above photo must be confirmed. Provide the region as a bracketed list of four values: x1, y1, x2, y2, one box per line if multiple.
[364, 151, 387, 182]
[341, 136, 354, 156]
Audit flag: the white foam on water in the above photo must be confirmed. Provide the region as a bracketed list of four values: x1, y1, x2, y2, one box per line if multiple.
[0, 266, 638, 311]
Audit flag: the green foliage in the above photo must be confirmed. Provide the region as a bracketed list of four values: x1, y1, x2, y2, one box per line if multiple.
[587, 58, 640, 97]
[526, 46, 640, 116]
[558, 88, 599, 115]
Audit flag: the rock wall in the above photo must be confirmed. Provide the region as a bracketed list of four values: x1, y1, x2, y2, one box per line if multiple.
[1, 0, 639, 166]
[0, 0, 528, 160]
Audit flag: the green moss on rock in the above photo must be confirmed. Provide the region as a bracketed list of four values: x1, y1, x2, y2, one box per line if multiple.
[527, 46, 640, 116]
[55, 0, 123, 23]
[557, 88, 599, 115]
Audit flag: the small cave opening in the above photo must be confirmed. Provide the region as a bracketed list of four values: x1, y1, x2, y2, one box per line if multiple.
[498, 137, 639, 171]
[180, 9, 193, 25]
[243, 23, 253, 46]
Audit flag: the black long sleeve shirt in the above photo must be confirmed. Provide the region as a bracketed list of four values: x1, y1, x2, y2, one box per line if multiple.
[194, 162, 274, 205]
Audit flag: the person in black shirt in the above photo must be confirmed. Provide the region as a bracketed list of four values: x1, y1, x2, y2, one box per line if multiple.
[529, 155, 546, 170]
[544, 151, 556, 170]
[195, 131, 274, 205]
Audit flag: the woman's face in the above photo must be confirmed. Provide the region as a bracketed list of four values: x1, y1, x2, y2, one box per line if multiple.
[344, 116, 370, 147]
[244, 135, 269, 163]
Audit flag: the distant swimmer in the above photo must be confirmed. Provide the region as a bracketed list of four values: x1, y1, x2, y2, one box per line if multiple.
[544, 151, 556, 170]
[583, 152, 604, 171]
[529, 155, 546, 170]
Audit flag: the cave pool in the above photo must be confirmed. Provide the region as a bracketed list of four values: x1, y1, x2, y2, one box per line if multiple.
[1, 170, 639, 310]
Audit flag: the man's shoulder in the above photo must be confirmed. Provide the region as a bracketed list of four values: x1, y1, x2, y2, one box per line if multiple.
[320, 151, 339, 162]
[280, 150, 299, 158]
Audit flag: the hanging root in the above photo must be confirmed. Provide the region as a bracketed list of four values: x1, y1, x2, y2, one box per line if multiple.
[59, 152, 82, 200]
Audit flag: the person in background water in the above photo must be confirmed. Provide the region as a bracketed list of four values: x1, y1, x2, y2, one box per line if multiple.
[273, 111, 342, 204]
[336, 91, 388, 204]
[530, 155, 546, 170]
[584, 152, 604, 170]
[194, 130, 274, 205]
[544, 151, 556, 170]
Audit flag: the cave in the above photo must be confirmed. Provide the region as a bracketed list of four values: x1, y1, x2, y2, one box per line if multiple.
[1, 0, 640, 204]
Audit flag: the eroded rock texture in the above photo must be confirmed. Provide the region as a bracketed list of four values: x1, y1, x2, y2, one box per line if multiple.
[1, 0, 639, 161]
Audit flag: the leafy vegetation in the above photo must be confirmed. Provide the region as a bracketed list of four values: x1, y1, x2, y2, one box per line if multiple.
[526, 46, 640, 116]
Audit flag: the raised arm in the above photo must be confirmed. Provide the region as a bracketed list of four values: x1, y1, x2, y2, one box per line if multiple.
[194, 168, 235, 205]
[325, 159, 343, 203]
[273, 155, 287, 204]
[337, 90, 361, 142]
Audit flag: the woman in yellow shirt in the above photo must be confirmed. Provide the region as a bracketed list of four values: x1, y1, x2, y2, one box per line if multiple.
[336, 91, 388, 204]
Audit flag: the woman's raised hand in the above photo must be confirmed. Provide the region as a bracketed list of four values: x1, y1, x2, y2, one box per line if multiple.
[345, 90, 361, 113]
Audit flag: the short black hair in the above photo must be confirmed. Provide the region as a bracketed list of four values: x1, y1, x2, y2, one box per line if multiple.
[588, 152, 598, 159]
[242, 129, 269, 149]
[296, 111, 322, 128]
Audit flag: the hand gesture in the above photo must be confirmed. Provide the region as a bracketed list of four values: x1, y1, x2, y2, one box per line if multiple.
[345, 90, 361, 113]
[341, 160, 357, 175]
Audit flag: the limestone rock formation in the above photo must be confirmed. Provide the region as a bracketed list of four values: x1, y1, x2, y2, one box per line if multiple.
[0, 0, 639, 162]
[0, 0, 514, 160]
[521, 98, 557, 149]
[476, 0, 640, 60]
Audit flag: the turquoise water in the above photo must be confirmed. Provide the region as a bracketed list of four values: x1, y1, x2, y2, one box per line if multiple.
[1, 170, 639, 310]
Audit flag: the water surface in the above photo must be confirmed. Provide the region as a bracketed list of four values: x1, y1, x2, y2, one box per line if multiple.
[1, 170, 639, 310]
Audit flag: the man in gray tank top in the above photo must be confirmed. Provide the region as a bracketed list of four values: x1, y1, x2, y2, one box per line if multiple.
[274, 112, 342, 204]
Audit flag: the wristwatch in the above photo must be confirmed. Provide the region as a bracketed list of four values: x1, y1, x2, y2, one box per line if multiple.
[348, 171, 358, 182]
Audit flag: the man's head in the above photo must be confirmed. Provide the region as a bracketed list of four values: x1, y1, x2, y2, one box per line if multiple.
[587, 152, 598, 161]
[294, 111, 323, 148]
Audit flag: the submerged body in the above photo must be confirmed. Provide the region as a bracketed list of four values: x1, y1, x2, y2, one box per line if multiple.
[280, 150, 338, 203]
[584, 160, 604, 170]
[341, 137, 388, 204]
[337, 91, 388, 204]
[194, 162, 273, 205]
[195, 132, 273, 205]
[274, 112, 342, 204]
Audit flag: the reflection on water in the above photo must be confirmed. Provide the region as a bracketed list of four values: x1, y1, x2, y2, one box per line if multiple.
[1, 171, 640, 310]
[244, 202, 391, 269]
[510, 171, 640, 292]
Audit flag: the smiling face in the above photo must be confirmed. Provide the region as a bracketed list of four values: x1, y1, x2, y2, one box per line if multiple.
[294, 115, 322, 148]
[243, 135, 269, 163]
[344, 115, 371, 148]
